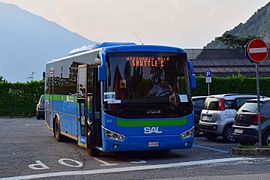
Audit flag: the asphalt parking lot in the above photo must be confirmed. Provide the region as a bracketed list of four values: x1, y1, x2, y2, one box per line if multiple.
[0, 118, 269, 180]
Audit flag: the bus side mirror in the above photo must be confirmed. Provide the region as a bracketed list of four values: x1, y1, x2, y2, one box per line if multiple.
[98, 65, 106, 81]
[187, 60, 196, 89]
[98, 51, 106, 81]
[190, 74, 196, 89]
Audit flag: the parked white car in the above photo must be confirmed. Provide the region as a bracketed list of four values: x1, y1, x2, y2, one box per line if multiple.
[199, 94, 258, 143]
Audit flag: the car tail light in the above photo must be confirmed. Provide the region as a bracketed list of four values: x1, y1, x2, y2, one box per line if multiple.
[218, 98, 225, 111]
[252, 114, 264, 125]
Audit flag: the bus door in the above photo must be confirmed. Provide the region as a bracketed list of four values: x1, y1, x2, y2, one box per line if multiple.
[92, 66, 102, 148]
[77, 65, 102, 151]
[47, 68, 55, 127]
[77, 65, 88, 146]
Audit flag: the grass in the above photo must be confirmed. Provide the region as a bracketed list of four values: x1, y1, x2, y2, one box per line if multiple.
[238, 145, 270, 149]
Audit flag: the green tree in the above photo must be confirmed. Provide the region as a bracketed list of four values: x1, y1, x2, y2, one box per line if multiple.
[0, 75, 7, 82]
[217, 33, 258, 48]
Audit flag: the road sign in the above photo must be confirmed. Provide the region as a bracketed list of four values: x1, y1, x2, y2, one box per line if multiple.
[205, 71, 212, 95]
[246, 38, 268, 63]
[206, 77, 212, 83]
[205, 71, 212, 77]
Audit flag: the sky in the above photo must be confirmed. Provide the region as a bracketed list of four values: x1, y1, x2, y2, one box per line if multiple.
[0, 0, 269, 48]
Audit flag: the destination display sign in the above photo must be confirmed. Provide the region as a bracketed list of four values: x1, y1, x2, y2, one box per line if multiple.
[126, 56, 170, 67]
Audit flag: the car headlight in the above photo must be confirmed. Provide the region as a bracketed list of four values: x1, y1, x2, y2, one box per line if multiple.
[180, 127, 194, 139]
[104, 128, 125, 141]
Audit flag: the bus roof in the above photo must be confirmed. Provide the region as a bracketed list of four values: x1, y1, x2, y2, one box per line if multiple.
[47, 42, 187, 64]
[68, 42, 136, 55]
[103, 44, 186, 54]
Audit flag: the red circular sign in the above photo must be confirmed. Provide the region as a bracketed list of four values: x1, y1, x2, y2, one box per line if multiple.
[246, 38, 269, 63]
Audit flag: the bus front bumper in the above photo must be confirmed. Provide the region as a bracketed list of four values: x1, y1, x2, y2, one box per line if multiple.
[102, 135, 193, 152]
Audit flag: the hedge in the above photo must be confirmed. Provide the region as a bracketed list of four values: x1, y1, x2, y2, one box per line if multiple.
[0, 81, 44, 117]
[192, 76, 270, 97]
[0, 76, 269, 117]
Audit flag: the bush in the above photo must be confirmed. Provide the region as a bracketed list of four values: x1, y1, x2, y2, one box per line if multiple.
[192, 76, 270, 97]
[0, 81, 44, 117]
[0, 76, 269, 117]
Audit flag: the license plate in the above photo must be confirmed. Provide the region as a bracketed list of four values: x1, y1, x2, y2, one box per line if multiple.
[148, 141, 159, 147]
[234, 129, 243, 134]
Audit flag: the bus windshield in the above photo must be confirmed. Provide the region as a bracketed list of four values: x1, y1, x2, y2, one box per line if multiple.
[104, 52, 192, 118]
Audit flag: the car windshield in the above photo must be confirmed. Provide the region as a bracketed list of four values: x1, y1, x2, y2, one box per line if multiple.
[40, 95, 44, 102]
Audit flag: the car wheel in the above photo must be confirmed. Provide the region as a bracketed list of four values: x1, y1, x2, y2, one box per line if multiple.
[262, 130, 270, 146]
[204, 132, 218, 141]
[54, 118, 64, 142]
[223, 125, 236, 143]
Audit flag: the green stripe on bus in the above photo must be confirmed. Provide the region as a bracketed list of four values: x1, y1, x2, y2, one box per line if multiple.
[44, 95, 77, 102]
[116, 117, 188, 127]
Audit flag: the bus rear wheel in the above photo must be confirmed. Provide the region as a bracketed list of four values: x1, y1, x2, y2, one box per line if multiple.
[54, 118, 64, 142]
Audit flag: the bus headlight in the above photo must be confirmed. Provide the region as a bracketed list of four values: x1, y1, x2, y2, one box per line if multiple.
[180, 127, 194, 139]
[104, 128, 125, 142]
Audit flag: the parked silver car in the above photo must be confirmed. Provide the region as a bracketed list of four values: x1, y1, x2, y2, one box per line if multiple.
[36, 95, 45, 119]
[199, 94, 258, 142]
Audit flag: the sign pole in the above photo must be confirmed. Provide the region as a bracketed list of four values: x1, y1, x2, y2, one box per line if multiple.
[205, 71, 212, 96]
[256, 63, 262, 146]
[207, 83, 210, 96]
[246, 38, 268, 146]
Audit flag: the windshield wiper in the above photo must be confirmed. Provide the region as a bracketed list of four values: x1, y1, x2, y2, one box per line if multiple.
[241, 109, 251, 112]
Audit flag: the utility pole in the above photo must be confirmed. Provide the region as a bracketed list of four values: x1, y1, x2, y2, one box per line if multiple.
[27, 72, 36, 81]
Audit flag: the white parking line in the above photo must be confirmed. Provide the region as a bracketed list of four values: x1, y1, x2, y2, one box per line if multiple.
[1, 157, 254, 180]
[25, 124, 43, 126]
[130, 160, 146, 164]
[92, 157, 118, 166]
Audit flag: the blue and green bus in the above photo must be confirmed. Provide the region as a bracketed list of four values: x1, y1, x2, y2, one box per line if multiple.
[45, 42, 196, 156]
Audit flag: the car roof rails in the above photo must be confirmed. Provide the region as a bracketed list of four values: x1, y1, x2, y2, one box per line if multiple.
[222, 93, 257, 97]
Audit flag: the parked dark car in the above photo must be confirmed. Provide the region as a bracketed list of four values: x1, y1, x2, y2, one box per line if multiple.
[36, 95, 45, 119]
[192, 96, 207, 136]
[233, 98, 270, 146]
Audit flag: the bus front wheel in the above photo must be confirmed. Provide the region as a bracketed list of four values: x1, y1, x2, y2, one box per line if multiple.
[87, 124, 99, 156]
[54, 118, 64, 142]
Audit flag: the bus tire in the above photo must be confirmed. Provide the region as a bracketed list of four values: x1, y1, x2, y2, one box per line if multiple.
[53, 117, 64, 142]
[87, 124, 99, 156]
[204, 132, 218, 141]
[89, 148, 99, 157]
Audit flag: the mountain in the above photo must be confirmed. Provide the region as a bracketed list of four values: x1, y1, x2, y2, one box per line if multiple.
[205, 2, 270, 49]
[0, 2, 95, 82]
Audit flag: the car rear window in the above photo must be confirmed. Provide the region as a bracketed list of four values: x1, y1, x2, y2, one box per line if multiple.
[204, 98, 219, 110]
[204, 97, 234, 110]
[192, 98, 205, 108]
[238, 102, 258, 113]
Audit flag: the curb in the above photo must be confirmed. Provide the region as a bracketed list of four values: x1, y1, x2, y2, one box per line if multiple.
[232, 147, 270, 156]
